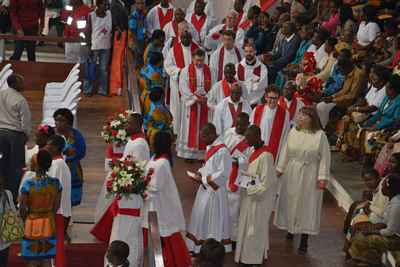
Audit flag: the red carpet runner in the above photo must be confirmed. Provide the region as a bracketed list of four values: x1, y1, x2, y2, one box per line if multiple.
[8, 243, 108, 267]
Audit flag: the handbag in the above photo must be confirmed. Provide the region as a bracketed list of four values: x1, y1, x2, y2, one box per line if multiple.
[0, 191, 24, 242]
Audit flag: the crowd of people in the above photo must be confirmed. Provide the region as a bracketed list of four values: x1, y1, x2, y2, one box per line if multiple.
[1, 0, 400, 266]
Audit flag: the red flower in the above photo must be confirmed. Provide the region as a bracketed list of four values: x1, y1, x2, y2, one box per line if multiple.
[106, 179, 113, 189]
[112, 130, 118, 137]
[111, 172, 117, 178]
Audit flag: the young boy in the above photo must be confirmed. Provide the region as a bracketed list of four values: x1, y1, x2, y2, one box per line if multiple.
[84, 0, 112, 96]
[106, 240, 130, 267]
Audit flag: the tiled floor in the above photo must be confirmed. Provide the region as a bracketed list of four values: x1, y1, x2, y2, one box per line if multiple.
[23, 89, 348, 266]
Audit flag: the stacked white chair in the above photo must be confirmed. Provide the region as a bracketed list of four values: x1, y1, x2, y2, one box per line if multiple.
[42, 64, 81, 127]
[0, 64, 13, 91]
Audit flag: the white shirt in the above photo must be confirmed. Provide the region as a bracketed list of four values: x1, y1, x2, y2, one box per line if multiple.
[365, 84, 386, 108]
[90, 10, 112, 50]
[315, 44, 328, 71]
[357, 21, 380, 47]
[380, 195, 400, 237]
[48, 158, 72, 217]
[122, 136, 150, 161]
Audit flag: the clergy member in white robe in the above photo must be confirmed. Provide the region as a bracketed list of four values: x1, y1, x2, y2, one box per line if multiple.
[177, 49, 214, 160]
[274, 106, 331, 254]
[204, 10, 238, 52]
[279, 80, 305, 127]
[164, 22, 199, 134]
[236, 42, 268, 106]
[186, 0, 217, 19]
[250, 85, 290, 162]
[223, 113, 252, 242]
[213, 83, 252, 135]
[142, 131, 192, 267]
[146, 0, 175, 34]
[163, 8, 198, 46]
[185, 0, 216, 47]
[209, 30, 243, 82]
[186, 123, 233, 253]
[235, 125, 278, 265]
[94, 114, 150, 223]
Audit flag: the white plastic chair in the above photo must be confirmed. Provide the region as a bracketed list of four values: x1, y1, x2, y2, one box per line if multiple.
[44, 68, 80, 93]
[42, 97, 81, 127]
[0, 69, 13, 91]
[44, 81, 81, 103]
[44, 72, 79, 97]
[0, 64, 12, 80]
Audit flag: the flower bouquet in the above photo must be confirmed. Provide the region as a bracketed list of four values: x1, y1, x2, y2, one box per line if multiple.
[101, 110, 135, 153]
[106, 155, 148, 198]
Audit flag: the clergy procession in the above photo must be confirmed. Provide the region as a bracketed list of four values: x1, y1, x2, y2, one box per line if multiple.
[2, 0, 400, 266]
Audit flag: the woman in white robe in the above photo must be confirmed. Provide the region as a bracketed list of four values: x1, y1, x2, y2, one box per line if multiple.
[274, 106, 331, 254]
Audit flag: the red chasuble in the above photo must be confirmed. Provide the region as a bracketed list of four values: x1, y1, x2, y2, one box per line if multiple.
[229, 138, 249, 192]
[218, 47, 242, 80]
[157, 7, 174, 30]
[188, 64, 212, 150]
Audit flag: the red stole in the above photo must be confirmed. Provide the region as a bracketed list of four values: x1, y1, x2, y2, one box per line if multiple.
[173, 41, 199, 68]
[157, 6, 173, 30]
[205, 143, 226, 162]
[228, 102, 243, 127]
[106, 144, 123, 159]
[260, 0, 278, 12]
[279, 96, 298, 121]
[249, 145, 273, 164]
[253, 104, 286, 160]
[172, 20, 178, 36]
[239, 19, 252, 30]
[228, 138, 249, 192]
[222, 79, 235, 97]
[235, 11, 244, 29]
[218, 47, 242, 80]
[188, 64, 212, 150]
[237, 63, 261, 81]
[191, 14, 207, 34]
[211, 25, 226, 40]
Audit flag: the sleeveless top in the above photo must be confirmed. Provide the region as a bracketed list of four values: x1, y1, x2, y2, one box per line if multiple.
[90, 10, 112, 50]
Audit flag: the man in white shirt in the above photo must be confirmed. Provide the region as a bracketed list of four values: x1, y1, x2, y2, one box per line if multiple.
[209, 30, 242, 81]
[146, 0, 174, 34]
[164, 21, 199, 134]
[236, 41, 268, 106]
[205, 10, 238, 52]
[185, 0, 216, 47]
[213, 83, 252, 135]
[186, 123, 233, 253]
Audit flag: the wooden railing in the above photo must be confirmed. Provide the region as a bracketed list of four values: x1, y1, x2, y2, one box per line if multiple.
[0, 34, 81, 43]
[147, 211, 164, 267]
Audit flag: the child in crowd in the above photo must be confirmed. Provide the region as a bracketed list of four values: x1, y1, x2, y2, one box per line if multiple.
[106, 240, 130, 267]
[25, 124, 55, 169]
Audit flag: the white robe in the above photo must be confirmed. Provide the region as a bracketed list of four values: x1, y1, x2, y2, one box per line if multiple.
[146, 4, 175, 34]
[94, 137, 150, 223]
[185, 13, 216, 46]
[280, 97, 305, 127]
[186, 138, 232, 253]
[176, 64, 215, 160]
[48, 158, 72, 218]
[108, 195, 144, 267]
[163, 20, 197, 44]
[204, 24, 236, 52]
[250, 105, 290, 162]
[207, 79, 249, 111]
[186, 0, 217, 20]
[236, 58, 268, 105]
[274, 128, 331, 235]
[223, 128, 252, 241]
[143, 157, 186, 236]
[164, 41, 194, 134]
[235, 148, 277, 264]
[210, 44, 243, 81]
[213, 97, 252, 135]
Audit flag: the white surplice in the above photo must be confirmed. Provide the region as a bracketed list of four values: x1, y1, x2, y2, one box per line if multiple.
[274, 128, 331, 235]
[186, 0, 217, 20]
[176, 64, 215, 160]
[205, 24, 237, 52]
[108, 195, 144, 267]
[142, 157, 186, 236]
[94, 137, 150, 223]
[210, 44, 243, 81]
[235, 147, 277, 264]
[207, 79, 249, 112]
[146, 3, 175, 34]
[163, 20, 197, 44]
[223, 128, 252, 241]
[236, 58, 268, 105]
[213, 96, 252, 135]
[185, 13, 216, 46]
[249, 105, 290, 162]
[48, 158, 72, 218]
[186, 138, 232, 253]
[164, 41, 195, 134]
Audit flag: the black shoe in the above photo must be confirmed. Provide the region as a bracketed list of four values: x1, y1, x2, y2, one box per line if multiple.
[298, 234, 308, 255]
[298, 244, 307, 255]
[286, 232, 294, 241]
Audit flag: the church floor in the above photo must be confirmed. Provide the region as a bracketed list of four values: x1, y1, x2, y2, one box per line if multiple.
[24, 90, 347, 266]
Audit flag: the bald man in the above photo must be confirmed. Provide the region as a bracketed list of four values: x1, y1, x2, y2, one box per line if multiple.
[164, 21, 200, 134]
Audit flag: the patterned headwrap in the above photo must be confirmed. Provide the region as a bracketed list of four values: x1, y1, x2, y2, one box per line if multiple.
[302, 52, 317, 74]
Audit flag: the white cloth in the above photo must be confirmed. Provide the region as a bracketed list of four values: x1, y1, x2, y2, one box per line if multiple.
[107, 195, 143, 267]
[48, 158, 72, 217]
[164, 41, 194, 133]
[176, 65, 215, 160]
[316, 101, 336, 129]
[235, 149, 277, 264]
[142, 157, 185, 236]
[236, 58, 268, 105]
[146, 3, 175, 34]
[369, 179, 389, 224]
[90, 10, 112, 50]
[210, 44, 243, 81]
[223, 128, 252, 241]
[315, 44, 328, 71]
[249, 105, 290, 162]
[25, 145, 39, 168]
[380, 195, 400, 237]
[235, 27, 247, 49]
[365, 84, 386, 108]
[207, 80, 248, 111]
[274, 128, 331, 235]
[185, 13, 216, 46]
[213, 97, 252, 135]
[94, 137, 150, 223]
[186, 138, 232, 253]
[356, 21, 380, 47]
